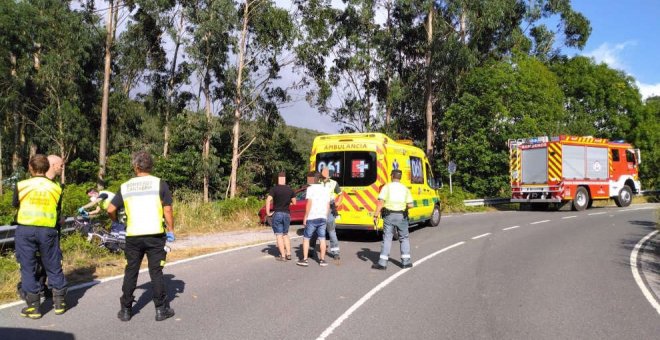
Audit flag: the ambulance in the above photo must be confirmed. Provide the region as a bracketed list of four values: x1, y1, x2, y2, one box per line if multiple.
[508, 135, 642, 211]
[310, 133, 442, 230]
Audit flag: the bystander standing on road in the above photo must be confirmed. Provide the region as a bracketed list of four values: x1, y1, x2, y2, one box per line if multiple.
[265, 171, 296, 261]
[13, 154, 68, 318]
[308, 167, 342, 262]
[107, 151, 176, 321]
[297, 171, 331, 267]
[372, 169, 414, 270]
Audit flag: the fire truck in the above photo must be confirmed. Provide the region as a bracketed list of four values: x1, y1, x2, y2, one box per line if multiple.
[508, 135, 641, 211]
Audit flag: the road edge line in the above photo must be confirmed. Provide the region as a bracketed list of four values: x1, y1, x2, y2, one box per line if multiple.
[317, 241, 465, 340]
[0, 236, 302, 311]
[630, 229, 660, 315]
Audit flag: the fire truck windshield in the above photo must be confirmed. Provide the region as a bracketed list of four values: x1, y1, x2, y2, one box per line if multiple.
[316, 151, 377, 187]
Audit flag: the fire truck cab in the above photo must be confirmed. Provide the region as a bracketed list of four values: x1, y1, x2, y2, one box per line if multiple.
[310, 133, 442, 230]
[509, 135, 641, 211]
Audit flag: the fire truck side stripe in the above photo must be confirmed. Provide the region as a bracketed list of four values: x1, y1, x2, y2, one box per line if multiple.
[548, 143, 563, 181]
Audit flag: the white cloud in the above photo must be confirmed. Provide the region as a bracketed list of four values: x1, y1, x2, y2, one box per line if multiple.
[583, 41, 636, 72]
[637, 81, 660, 99]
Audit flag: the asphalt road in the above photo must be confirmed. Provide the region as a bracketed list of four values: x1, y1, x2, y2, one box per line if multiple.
[1, 203, 659, 340]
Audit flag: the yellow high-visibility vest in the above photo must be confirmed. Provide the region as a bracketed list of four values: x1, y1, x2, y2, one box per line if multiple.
[99, 190, 115, 210]
[121, 175, 164, 236]
[16, 177, 62, 227]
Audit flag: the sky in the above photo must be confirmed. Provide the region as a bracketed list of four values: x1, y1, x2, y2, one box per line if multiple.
[280, 0, 660, 133]
[568, 0, 660, 99]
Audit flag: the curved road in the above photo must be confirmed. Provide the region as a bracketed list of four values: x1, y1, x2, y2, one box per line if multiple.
[1, 204, 659, 340]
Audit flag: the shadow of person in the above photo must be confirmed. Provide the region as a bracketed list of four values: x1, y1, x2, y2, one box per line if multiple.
[356, 247, 405, 268]
[1, 327, 74, 340]
[132, 274, 185, 316]
[41, 281, 97, 314]
[261, 244, 280, 258]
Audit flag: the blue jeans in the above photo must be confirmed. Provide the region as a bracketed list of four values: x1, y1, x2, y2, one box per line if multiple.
[378, 213, 411, 267]
[271, 212, 291, 235]
[309, 212, 340, 256]
[303, 218, 326, 240]
[15, 225, 67, 293]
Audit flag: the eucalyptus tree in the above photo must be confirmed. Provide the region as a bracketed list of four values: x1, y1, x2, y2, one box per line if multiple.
[184, 0, 236, 201]
[228, 0, 295, 198]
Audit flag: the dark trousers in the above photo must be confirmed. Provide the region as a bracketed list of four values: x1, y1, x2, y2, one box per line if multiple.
[15, 225, 67, 294]
[121, 234, 167, 308]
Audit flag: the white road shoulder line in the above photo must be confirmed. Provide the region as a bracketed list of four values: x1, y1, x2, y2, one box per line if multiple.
[502, 226, 520, 231]
[630, 230, 660, 315]
[530, 220, 550, 224]
[562, 216, 577, 219]
[588, 212, 607, 216]
[0, 236, 303, 311]
[471, 233, 491, 240]
[317, 241, 465, 340]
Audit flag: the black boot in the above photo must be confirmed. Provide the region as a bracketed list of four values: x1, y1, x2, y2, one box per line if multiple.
[118, 306, 132, 321]
[52, 288, 67, 315]
[20, 293, 42, 319]
[118, 296, 133, 321]
[155, 303, 175, 321]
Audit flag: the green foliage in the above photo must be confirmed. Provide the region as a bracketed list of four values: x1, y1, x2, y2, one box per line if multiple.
[0, 190, 15, 225]
[441, 55, 565, 196]
[437, 186, 475, 213]
[213, 197, 263, 217]
[59, 233, 118, 258]
[61, 183, 96, 218]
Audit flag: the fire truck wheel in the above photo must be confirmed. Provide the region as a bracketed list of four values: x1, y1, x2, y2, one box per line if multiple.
[572, 187, 589, 211]
[614, 185, 633, 207]
[428, 205, 442, 227]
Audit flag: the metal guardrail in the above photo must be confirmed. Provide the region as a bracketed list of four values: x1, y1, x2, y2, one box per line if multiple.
[0, 217, 77, 247]
[463, 198, 511, 207]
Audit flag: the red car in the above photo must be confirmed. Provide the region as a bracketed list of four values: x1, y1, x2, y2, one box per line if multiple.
[258, 187, 308, 225]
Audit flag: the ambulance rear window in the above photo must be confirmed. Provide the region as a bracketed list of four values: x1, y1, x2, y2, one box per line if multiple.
[316, 151, 377, 187]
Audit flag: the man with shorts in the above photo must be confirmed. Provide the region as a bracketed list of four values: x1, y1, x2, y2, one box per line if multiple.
[265, 171, 296, 261]
[297, 171, 331, 267]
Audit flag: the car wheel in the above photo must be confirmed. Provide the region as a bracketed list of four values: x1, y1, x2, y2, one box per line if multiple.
[614, 185, 632, 207]
[572, 187, 589, 211]
[428, 205, 441, 227]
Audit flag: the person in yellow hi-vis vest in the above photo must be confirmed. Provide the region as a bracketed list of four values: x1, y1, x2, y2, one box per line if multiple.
[13, 154, 67, 319]
[372, 169, 414, 270]
[107, 151, 175, 322]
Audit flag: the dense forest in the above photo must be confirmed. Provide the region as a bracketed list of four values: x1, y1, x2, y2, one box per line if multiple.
[0, 0, 658, 208]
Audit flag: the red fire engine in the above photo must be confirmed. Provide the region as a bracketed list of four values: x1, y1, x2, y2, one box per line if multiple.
[508, 135, 641, 211]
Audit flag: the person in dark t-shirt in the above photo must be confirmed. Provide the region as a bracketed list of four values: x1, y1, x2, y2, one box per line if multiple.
[266, 171, 296, 261]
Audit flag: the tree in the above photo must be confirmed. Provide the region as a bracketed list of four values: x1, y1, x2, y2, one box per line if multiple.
[185, 0, 236, 201]
[228, 0, 295, 198]
[441, 54, 565, 196]
[550, 56, 642, 139]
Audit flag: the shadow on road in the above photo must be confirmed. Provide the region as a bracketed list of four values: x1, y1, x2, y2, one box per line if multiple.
[131, 274, 185, 316]
[0, 328, 74, 340]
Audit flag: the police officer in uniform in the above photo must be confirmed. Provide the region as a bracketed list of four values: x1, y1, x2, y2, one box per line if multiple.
[107, 151, 175, 321]
[372, 169, 414, 270]
[13, 154, 67, 318]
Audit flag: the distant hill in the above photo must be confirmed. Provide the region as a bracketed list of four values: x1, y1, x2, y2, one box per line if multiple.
[284, 125, 325, 159]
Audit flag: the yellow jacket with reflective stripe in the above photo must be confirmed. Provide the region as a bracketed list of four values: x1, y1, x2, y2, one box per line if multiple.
[16, 177, 62, 227]
[121, 175, 164, 236]
[99, 190, 115, 210]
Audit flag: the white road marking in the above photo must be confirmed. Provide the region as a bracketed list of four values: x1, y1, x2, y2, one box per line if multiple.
[471, 233, 491, 240]
[588, 212, 607, 216]
[502, 226, 520, 231]
[0, 236, 304, 311]
[530, 220, 550, 224]
[317, 242, 466, 340]
[562, 216, 577, 219]
[630, 230, 660, 315]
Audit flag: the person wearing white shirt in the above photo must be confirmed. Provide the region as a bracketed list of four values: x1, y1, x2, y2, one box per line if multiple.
[297, 171, 331, 267]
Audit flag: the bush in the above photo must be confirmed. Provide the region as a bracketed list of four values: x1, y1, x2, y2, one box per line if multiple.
[0, 190, 15, 225]
[438, 186, 477, 213]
